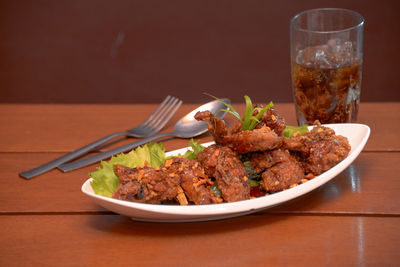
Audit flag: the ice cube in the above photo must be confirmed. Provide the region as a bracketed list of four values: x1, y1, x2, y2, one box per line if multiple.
[296, 39, 355, 68]
[327, 38, 342, 53]
[327, 39, 353, 65]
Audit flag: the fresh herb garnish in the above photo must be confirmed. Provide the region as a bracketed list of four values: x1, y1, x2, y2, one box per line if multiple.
[283, 125, 309, 138]
[243, 160, 261, 187]
[249, 179, 260, 188]
[243, 161, 260, 179]
[211, 182, 222, 198]
[205, 93, 274, 131]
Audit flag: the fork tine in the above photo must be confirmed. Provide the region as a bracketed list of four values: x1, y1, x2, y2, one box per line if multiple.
[146, 98, 181, 131]
[146, 99, 182, 134]
[141, 96, 176, 127]
[139, 95, 172, 126]
[154, 99, 182, 131]
[143, 96, 179, 129]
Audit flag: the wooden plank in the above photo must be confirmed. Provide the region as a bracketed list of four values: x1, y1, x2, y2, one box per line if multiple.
[0, 103, 399, 153]
[2, 152, 400, 215]
[0, 214, 399, 266]
[0, 103, 181, 152]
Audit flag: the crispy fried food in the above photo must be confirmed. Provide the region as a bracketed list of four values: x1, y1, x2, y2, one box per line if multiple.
[255, 106, 287, 136]
[283, 123, 351, 175]
[164, 157, 221, 205]
[113, 165, 180, 204]
[197, 144, 250, 202]
[195, 110, 282, 153]
[251, 149, 304, 192]
[112, 158, 221, 205]
[195, 144, 220, 177]
[175, 186, 188, 205]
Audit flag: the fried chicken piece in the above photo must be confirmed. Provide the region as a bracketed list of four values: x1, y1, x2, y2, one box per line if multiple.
[195, 110, 282, 153]
[251, 149, 305, 192]
[283, 123, 351, 175]
[197, 144, 250, 202]
[215, 147, 251, 202]
[164, 157, 221, 205]
[250, 151, 277, 174]
[255, 106, 287, 136]
[112, 158, 221, 205]
[112, 164, 180, 204]
[223, 126, 283, 154]
[195, 144, 220, 177]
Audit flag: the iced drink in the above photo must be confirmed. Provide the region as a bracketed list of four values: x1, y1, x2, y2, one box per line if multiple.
[290, 8, 364, 125]
[292, 41, 362, 124]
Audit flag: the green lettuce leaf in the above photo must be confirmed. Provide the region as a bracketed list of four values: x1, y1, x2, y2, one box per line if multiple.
[89, 142, 166, 197]
[182, 139, 206, 159]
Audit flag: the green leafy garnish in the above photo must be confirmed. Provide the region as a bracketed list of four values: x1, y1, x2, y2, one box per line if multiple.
[243, 95, 274, 131]
[243, 160, 261, 187]
[249, 179, 260, 188]
[211, 182, 222, 198]
[205, 93, 273, 131]
[181, 139, 206, 159]
[243, 161, 259, 179]
[89, 142, 166, 197]
[283, 125, 309, 138]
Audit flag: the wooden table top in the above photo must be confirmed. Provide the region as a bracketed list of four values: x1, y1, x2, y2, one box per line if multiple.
[1, 102, 399, 266]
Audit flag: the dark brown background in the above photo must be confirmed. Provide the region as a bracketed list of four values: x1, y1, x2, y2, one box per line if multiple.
[1, 0, 399, 104]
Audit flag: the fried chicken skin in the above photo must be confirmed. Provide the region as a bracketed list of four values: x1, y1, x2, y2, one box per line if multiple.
[255, 106, 287, 136]
[195, 144, 220, 177]
[164, 157, 221, 205]
[251, 149, 305, 192]
[283, 123, 351, 176]
[195, 110, 282, 153]
[197, 144, 250, 202]
[113, 165, 180, 204]
[112, 158, 221, 205]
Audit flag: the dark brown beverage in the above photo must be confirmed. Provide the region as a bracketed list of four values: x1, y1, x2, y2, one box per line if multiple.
[291, 44, 362, 125]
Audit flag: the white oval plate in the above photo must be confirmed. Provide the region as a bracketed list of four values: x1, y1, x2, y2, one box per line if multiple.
[82, 123, 370, 222]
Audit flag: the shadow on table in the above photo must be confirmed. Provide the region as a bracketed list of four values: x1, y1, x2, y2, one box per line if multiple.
[87, 212, 295, 237]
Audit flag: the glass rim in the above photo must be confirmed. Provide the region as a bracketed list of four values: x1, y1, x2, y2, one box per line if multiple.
[291, 8, 364, 34]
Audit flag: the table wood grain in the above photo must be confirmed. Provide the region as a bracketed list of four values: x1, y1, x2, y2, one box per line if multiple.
[1, 215, 399, 266]
[0, 102, 399, 266]
[1, 103, 399, 153]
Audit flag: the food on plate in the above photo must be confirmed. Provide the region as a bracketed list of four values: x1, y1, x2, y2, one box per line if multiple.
[195, 110, 282, 153]
[283, 123, 351, 176]
[113, 157, 221, 205]
[250, 149, 305, 192]
[89, 142, 166, 197]
[196, 145, 250, 202]
[89, 95, 351, 205]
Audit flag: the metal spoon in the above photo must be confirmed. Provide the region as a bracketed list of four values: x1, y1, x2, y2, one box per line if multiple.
[58, 98, 230, 172]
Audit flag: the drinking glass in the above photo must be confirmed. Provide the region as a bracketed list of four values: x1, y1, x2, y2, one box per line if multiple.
[290, 8, 364, 125]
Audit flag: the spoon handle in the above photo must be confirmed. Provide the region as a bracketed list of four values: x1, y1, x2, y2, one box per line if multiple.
[57, 132, 174, 172]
